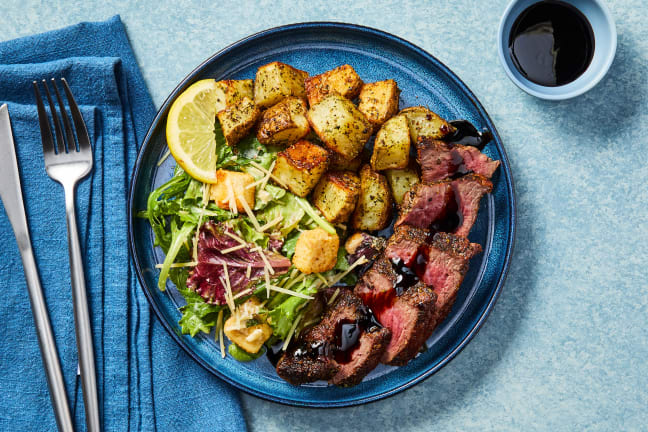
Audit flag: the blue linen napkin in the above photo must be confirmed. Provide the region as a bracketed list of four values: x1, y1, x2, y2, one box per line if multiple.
[0, 16, 247, 432]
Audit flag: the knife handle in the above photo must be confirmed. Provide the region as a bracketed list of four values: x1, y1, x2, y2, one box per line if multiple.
[17, 229, 75, 432]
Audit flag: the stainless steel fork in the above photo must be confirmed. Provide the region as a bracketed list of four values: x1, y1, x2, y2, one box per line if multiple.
[33, 78, 100, 432]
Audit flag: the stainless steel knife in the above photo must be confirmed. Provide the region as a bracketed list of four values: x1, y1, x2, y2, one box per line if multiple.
[0, 104, 74, 432]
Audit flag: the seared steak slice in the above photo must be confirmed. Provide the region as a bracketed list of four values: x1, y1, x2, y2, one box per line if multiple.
[395, 182, 453, 229]
[385, 225, 427, 267]
[356, 253, 437, 366]
[420, 232, 482, 325]
[416, 139, 456, 183]
[275, 339, 338, 385]
[379, 282, 437, 366]
[331, 326, 391, 386]
[276, 288, 390, 386]
[452, 174, 493, 237]
[417, 137, 500, 183]
[452, 145, 500, 179]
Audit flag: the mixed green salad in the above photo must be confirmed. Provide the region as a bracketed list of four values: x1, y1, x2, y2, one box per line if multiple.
[140, 124, 357, 361]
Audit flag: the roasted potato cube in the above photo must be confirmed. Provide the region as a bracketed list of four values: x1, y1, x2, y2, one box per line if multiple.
[292, 228, 340, 274]
[351, 164, 393, 231]
[256, 97, 310, 146]
[220, 79, 254, 105]
[254, 61, 308, 109]
[224, 297, 272, 354]
[307, 94, 372, 159]
[400, 106, 455, 142]
[217, 96, 261, 146]
[272, 140, 329, 197]
[385, 165, 420, 205]
[329, 151, 363, 172]
[312, 171, 361, 223]
[210, 169, 256, 212]
[211, 79, 255, 113]
[358, 79, 400, 129]
[305, 64, 364, 106]
[370, 114, 411, 171]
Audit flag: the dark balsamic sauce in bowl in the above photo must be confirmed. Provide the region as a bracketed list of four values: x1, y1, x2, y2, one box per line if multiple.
[508, 0, 594, 86]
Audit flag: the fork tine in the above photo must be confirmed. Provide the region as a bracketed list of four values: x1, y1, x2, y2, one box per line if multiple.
[42, 79, 66, 154]
[32, 81, 56, 155]
[61, 78, 91, 153]
[51, 79, 78, 152]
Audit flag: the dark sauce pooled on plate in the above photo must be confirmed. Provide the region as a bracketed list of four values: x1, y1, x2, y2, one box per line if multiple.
[508, 0, 594, 86]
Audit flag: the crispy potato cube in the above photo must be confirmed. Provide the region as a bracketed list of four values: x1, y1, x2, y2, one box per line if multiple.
[254, 61, 308, 109]
[210, 169, 256, 212]
[272, 140, 329, 197]
[385, 165, 420, 205]
[220, 79, 255, 105]
[212, 79, 255, 113]
[370, 114, 411, 171]
[256, 97, 310, 146]
[307, 94, 372, 159]
[329, 151, 363, 172]
[312, 171, 361, 223]
[224, 297, 272, 354]
[351, 164, 393, 231]
[292, 228, 340, 274]
[217, 96, 261, 146]
[358, 79, 400, 129]
[305, 64, 364, 106]
[400, 106, 455, 141]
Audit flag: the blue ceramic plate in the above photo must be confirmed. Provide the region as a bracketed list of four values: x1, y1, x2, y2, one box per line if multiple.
[128, 22, 515, 407]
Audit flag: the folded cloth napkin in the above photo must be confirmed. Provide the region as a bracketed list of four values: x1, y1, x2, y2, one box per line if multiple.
[0, 16, 247, 432]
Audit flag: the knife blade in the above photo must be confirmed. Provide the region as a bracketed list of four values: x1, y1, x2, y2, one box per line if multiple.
[0, 104, 74, 432]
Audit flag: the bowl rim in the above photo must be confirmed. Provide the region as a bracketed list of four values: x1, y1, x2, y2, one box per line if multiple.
[497, 0, 617, 100]
[128, 21, 517, 407]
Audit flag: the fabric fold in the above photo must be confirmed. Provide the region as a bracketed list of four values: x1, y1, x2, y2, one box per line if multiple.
[0, 15, 246, 432]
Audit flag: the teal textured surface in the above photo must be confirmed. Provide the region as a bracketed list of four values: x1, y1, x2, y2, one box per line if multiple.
[1, 0, 646, 431]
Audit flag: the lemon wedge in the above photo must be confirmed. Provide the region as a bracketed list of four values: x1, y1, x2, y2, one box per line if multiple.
[166, 79, 226, 183]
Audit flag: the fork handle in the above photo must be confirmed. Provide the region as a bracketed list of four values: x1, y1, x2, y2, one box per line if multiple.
[64, 183, 101, 432]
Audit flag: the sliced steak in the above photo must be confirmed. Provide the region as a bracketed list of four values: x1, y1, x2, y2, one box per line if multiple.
[355, 253, 437, 366]
[416, 139, 456, 183]
[420, 232, 482, 325]
[452, 145, 500, 179]
[378, 282, 437, 366]
[331, 325, 390, 387]
[384, 225, 427, 267]
[276, 288, 390, 386]
[452, 174, 493, 237]
[417, 137, 500, 183]
[395, 182, 453, 229]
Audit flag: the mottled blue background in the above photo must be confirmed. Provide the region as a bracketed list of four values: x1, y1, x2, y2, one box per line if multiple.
[1, 0, 646, 430]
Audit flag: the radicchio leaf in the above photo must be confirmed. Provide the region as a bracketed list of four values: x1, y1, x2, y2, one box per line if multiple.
[187, 221, 291, 304]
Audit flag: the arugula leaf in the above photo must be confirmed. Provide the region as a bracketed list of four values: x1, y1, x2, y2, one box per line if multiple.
[281, 231, 300, 259]
[235, 218, 269, 248]
[172, 269, 223, 336]
[157, 220, 196, 291]
[267, 280, 319, 339]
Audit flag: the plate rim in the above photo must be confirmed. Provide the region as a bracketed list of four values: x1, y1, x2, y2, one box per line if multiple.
[128, 21, 517, 408]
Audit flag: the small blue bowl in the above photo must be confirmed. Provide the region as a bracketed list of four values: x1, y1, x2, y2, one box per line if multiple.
[498, 0, 617, 100]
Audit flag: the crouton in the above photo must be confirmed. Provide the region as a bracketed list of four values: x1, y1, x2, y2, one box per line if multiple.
[210, 169, 256, 212]
[292, 228, 340, 274]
